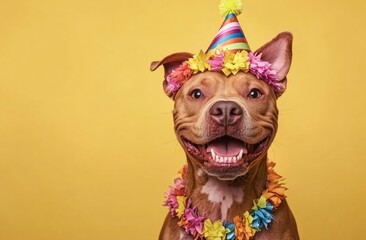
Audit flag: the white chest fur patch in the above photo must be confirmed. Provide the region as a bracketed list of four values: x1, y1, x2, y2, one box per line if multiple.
[201, 177, 243, 220]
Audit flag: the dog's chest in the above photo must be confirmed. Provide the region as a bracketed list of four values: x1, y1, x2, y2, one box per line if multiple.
[200, 177, 244, 220]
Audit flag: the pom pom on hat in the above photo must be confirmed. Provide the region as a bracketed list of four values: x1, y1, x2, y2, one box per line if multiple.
[219, 0, 243, 17]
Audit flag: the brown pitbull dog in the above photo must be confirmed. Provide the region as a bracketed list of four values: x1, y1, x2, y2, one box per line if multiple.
[151, 32, 299, 240]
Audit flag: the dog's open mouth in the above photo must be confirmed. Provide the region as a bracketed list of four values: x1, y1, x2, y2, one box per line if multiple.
[182, 135, 270, 168]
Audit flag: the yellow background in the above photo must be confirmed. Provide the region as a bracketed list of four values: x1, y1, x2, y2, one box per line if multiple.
[0, 0, 365, 239]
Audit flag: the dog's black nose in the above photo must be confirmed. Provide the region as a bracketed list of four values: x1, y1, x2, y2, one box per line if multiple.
[209, 101, 243, 126]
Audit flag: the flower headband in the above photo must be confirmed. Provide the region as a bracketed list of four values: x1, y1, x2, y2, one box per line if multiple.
[153, 0, 288, 98]
[166, 49, 283, 97]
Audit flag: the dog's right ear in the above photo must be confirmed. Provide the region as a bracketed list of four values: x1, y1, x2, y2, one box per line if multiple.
[255, 32, 293, 97]
[150, 52, 193, 98]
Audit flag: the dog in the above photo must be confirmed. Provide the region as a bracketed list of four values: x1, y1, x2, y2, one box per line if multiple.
[151, 32, 299, 240]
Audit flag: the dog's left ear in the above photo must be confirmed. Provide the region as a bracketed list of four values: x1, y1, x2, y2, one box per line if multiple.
[255, 32, 293, 97]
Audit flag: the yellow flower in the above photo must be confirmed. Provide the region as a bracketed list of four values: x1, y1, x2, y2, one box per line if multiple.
[203, 219, 230, 240]
[243, 211, 256, 238]
[242, 211, 253, 227]
[188, 50, 211, 74]
[253, 195, 267, 210]
[222, 51, 250, 76]
[176, 196, 187, 218]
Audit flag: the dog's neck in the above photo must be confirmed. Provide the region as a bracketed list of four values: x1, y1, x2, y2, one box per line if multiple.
[184, 155, 268, 221]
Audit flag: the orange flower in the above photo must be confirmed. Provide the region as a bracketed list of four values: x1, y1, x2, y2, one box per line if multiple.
[178, 216, 189, 229]
[264, 162, 287, 208]
[233, 216, 245, 240]
[233, 214, 255, 240]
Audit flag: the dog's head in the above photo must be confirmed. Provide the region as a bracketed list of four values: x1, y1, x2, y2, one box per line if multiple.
[151, 32, 293, 180]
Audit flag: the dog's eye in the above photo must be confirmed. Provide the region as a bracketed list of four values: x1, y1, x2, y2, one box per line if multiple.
[248, 89, 262, 99]
[191, 89, 204, 99]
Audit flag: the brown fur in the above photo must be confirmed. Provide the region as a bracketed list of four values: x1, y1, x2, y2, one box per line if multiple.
[152, 32, 299, 240]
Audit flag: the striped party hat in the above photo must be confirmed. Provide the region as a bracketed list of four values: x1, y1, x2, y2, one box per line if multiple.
[206, 0, 250, 53]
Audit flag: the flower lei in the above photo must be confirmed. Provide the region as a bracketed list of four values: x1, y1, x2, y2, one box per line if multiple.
[163, 161, 287, 240]
[166, 50, 283, 97]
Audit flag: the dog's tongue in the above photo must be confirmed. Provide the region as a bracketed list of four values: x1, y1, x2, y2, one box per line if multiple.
[207, 136, 247, 157]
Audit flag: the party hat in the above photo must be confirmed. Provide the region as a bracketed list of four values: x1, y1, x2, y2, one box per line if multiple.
[206, 0, 251, 53]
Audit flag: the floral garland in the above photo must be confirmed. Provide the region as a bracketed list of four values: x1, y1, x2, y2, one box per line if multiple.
[166, 50, 283, 97]
[163, 161, 287, 240]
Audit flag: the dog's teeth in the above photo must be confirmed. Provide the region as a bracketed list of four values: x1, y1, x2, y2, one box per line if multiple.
[211, 149, 215, 159]
[223, 157, 228, 163]
[233, 156, 237, 163]
[216, 155, 220, 162]
[243, 148, 248, 155]
[238, 149, 243, 160]
[220, 157, 224, 163]
[228, 157, 232, 163]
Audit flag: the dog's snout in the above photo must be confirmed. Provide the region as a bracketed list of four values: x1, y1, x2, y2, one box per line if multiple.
[209, 101, 243, 126]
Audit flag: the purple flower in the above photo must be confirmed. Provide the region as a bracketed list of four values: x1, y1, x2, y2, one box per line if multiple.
[181, 198, 206, 236]
[166, 75, 183, 97]
[163, 186, 179, 216]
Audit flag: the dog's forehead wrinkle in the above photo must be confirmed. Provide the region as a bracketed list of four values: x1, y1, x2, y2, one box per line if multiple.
[185, 73, 221, 91]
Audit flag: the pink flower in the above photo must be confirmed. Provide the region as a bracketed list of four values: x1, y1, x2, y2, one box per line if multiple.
[163, 165, 188, 216]
[248, 52, 281, 92]
[165, 77, 182, 97]
[208, 55, 224, 71]
[173, 177, 186, 196]
[180, 198, 206, 237]
[163, 186, 179, 216]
